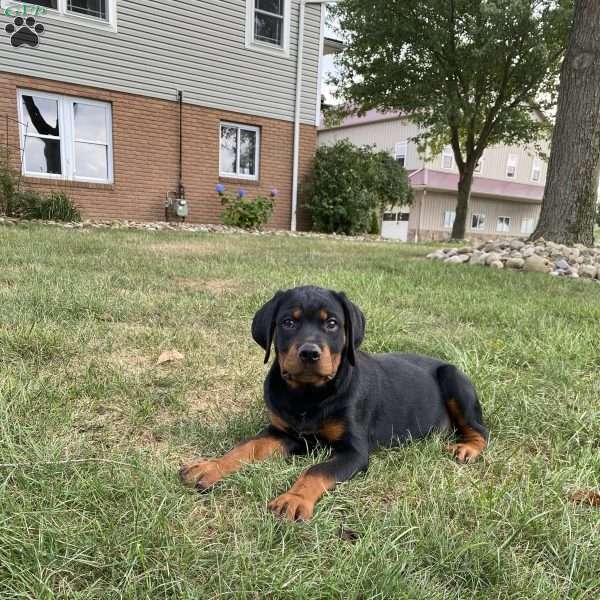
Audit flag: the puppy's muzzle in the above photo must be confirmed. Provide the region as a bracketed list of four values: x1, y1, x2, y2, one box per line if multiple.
[298, 343, 321, 364]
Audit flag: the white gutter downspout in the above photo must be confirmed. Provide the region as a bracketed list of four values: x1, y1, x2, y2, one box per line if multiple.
[291, 0, 335, 231]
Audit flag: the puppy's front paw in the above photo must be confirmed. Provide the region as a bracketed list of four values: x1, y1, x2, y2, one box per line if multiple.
[268, 492, 315, 522]
[179, 459, 224, 491]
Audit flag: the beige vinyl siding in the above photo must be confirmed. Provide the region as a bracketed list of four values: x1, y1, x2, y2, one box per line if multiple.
[474, 146, 548, 184]
[427, 144, 547, 186]
[319, 118, 549, 185]
[318, 118, 424, 171]
[418, 191, 541, 237]
[0, 0, 322, 124]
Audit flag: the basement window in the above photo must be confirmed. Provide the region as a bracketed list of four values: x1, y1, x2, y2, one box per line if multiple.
[442, 210, 456, 228]
[18, 89, 113, 183]
[219, 123, 260, 180]
[496, 216, 511, 232]
[471, 213, 486, 231]
[521, 217, 536, 235]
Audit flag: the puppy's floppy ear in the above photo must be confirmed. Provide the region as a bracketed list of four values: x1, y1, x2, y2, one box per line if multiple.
[252, 290, 285, 364]
[333, 291, 366, 367]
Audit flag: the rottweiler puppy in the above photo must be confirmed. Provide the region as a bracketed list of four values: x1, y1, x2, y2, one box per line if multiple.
[180, 286, 488, 521]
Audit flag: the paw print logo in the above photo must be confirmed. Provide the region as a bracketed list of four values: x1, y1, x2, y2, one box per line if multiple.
[4, 16, 45, 48]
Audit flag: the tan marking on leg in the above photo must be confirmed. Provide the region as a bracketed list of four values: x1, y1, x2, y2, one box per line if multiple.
[179, 436, 285, 490]
[446, 398, 487, 463]
[319, 419, 345, 442]
[268, 471, 336, 521]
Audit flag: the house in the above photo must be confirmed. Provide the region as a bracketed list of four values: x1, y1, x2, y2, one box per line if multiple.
[318, 110, 549, 241]
[0, 0, 331, 229]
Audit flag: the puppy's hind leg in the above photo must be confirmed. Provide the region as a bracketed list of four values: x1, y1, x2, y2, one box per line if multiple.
[437, 364, 488, 463]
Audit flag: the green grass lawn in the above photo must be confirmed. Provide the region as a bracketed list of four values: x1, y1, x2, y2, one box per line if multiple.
[1, 224, 599, 599]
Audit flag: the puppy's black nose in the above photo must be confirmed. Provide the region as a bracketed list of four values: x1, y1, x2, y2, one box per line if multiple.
[298, 343, 321, 363]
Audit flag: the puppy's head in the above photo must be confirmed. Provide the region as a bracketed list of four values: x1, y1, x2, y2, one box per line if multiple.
[251, 286, 365, 387]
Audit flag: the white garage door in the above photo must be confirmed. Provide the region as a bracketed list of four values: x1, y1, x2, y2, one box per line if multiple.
[381, 210, 410, 241]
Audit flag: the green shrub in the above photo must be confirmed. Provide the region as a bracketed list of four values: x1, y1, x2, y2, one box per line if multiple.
[302, 140, 413, 235]
[217, 185, 275, 229]
[0, 152, 18, 216]
[367, 211, 380, 235]
[17, 191, 81, 222]
[1, 149, 80, 221]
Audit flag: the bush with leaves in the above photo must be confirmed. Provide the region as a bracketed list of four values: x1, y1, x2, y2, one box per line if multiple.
[302, 140, 412, 235]
[217, 184, 276, 229]
[17, 191, 81, 221]
[1, 149, 80, 221]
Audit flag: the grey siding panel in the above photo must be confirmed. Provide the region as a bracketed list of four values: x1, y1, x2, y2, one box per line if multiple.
[0, 0, 321, 124]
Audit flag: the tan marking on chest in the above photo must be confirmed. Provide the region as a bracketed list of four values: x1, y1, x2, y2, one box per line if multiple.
[319, 419, 345, 442]
[269, 411, 290, 433]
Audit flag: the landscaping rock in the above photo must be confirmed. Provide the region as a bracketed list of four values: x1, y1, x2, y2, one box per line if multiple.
[485, 252, 502, 265]
[445, 254, 470, 264]
[469, 252, 488, 266]
[506, 257, 525, 269]
[523, 255, 550, 273]
[580, 265, 598, 279]
[426, 237, 600, 283]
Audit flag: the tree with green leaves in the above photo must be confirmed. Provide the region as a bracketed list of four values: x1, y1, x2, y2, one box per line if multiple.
[532, 0, 600, 245]
[331, 0, 572, 239]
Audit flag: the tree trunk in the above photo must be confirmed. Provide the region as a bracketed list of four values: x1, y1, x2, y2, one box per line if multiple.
[532, 0, 600, 246]
[451, 168, 474, 240]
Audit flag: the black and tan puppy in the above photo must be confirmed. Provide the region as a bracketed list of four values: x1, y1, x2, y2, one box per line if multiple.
[180, 286, 488, 521]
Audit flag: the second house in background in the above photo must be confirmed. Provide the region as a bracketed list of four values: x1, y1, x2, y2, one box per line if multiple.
[319, 110, 548, 241]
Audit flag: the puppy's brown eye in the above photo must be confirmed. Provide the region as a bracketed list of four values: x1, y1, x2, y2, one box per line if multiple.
[282, 319, 296, 329]
[325, 318, 338, 331]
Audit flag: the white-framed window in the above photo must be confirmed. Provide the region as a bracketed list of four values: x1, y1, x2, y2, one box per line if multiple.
[219, 122, 260, 180]
[1, 0, 117, 31]
[246, 0, 290, 55]
[394, 140, 407, 167]
[530, 158, 542, 182]
[506, 153, 519, 178]
[521, 217, 536, 235]
[441, 146, 454, 169]
[471, 213, 486, 231]
[474, 153, 484, 173]
[442, 210, 456, 228]
[496, 216, 511, 232]
[17, 89, 113, 183]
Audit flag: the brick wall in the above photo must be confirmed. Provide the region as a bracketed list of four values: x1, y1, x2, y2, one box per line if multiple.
[0, 72, 317, 230]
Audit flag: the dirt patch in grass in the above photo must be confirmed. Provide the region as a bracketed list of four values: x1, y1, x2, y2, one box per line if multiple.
[147, 241, 217, 255]
[176, 278, 243, 294]
[109, 349, 152, 375]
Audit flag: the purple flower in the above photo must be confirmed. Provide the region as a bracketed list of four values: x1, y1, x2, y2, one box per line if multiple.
[238, 188, 246, 198]
[215, 183, 225, 194]
[270, 188, 278, 197]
